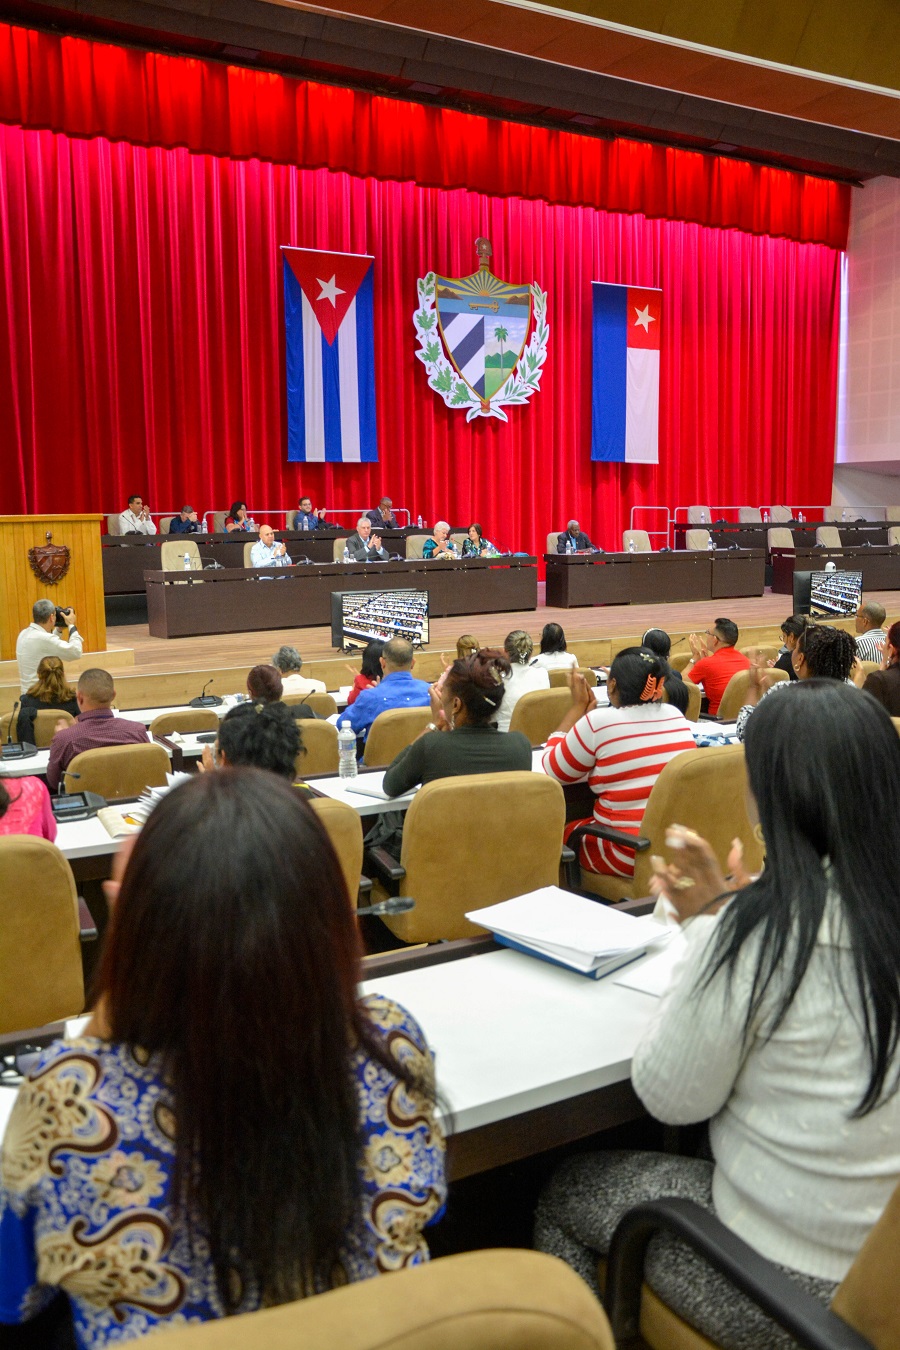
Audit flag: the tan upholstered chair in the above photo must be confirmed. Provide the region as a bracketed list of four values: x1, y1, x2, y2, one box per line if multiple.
[823, 505, 842, 521]
[767, 527, 795, 550]
[363, 706, 432, 767]
[373, 772, 566, 943]
[160, 539, 202, 575]
[739, 644, 780, 665]
[685, 528, 711, 550]
[687, 505, 711, 525]
[715, 667, 789, 722]
[889, 526, 900, 547]
[816, 526, 842, 548]
[159, 515, 175, 534]
[243, 540, 255, 567]
[605, 1177, 900, 1350]
[886, 506, 900, 523]
[769, 505, 792, 522]
[0, 837, 85, 1034]
[149, 709, 219, 737]
[33, 710, 76, 747]
[858, 660, 881, 680]
[737, 506, 761, 523]
[508, 687, 573, 746]
[451, 533, 468, 553]
[546, 530, 563, 554]
[295, 720, 339, 776]
[147, 1249, 614, 1350]
[622, 529, 652, 552]
[105, 513, 122, 535]
[670, 652, 693, 672]
[572, 745, 762, 905]
[665, 680, 701, 722]
[285, 691, 338, 719]
[308, 796, 364, 900]
[210, 510, 228, 534]
[548, 667, 597, 688]
[64, 742, 169, 799]
[405, 533, 431, 559]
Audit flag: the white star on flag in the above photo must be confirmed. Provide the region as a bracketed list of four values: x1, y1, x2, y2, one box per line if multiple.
[633, 304, 655, 332]
[316, 275, 345, 306]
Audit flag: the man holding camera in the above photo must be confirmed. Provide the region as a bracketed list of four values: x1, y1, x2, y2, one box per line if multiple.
[16, 599, 84, 692]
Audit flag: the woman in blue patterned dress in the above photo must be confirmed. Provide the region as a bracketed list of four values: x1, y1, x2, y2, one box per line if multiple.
[0, 769, 446, 1347]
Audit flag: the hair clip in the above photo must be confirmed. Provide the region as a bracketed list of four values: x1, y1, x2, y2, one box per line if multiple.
[639, 673, 663, 702]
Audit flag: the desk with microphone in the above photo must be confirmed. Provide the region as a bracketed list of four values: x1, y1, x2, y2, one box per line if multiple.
[1, 701, 36, 761]
[190, 679, 223, 708]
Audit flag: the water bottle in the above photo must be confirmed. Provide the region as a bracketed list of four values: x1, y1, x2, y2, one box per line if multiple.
[628, 538, 635, 553]
[707, 535, 715, 552]
[762, 509, 769, 524]
[302, 516, 309, 531]
[338, 725, 358, 778]
[798, 510, 805, 523]
[343, 544, 350, 564]
[183, 553, 191, 571]
[417, 514, 423, 529]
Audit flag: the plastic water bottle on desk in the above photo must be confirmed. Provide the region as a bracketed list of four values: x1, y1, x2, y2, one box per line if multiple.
[343, 543, 351, 564]
[628, 538, 635, 553]
[417, 514, 423, 529]
[302, 516, 309, 531]
[338, 725, 358, 779]
[707, 535, 715, 552]
[183, 553, 191, 571]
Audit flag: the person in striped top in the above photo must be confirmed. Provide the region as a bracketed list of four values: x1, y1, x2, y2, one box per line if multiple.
[542, 648, 696, 878]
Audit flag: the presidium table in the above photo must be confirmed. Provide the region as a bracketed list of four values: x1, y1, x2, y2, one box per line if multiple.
[545, 549, 765, 607]
[145, 556, 538, 638]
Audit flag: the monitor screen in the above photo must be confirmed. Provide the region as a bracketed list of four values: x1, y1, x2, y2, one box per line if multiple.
[808, 569, 863, 618]
[331, 589, 429, 649]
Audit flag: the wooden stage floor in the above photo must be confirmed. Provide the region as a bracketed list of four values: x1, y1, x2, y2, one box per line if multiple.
[106, 587, 898, 675]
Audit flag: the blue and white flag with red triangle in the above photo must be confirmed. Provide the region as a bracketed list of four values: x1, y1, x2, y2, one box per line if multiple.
[282, 247, 378, 462]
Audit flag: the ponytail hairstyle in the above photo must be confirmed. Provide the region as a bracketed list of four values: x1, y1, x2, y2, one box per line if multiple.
[780, 614, 808, 642]
[798, 625, 856, 680]
[504, 630, 534, 666]
[444, 648, 512, 725]
[455, 634, 480, 660]
[609, 646, 667, 706]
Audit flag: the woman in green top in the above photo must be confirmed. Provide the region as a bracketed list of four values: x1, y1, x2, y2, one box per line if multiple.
[461, 522, 497, 557]
[382, 649, 532, 797]
[422, 521, 459, 559]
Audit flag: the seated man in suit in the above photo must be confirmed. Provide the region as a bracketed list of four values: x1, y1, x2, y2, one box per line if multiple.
[293, 495, 327, 531]
[557, 519, 595, 553]
[336, 637, 430, 744]
[118, 495, 157, 535]
[47, 668, 150, 791]
[169, 505, 202, 534]
[365, 497, 399, 531]
[250, 524, 292, 568]
[346, 517, 389, 562]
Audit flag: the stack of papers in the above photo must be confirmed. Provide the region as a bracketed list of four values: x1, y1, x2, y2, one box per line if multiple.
[466, 887, 671, 980]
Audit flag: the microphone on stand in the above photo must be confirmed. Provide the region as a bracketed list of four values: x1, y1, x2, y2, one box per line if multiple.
[355, 897, 416, 918]
[2, 701, 36, 760]
[191, 679, 223, 708]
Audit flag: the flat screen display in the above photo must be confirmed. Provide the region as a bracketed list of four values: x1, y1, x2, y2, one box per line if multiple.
[331, 589, 429, 649]
[808, 569, 863, 618]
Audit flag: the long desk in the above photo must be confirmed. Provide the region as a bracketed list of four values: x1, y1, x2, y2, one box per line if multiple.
[674, 521, 894, 553]
[771, 546, 900, 594]
[145, 557, 538, 637]
[544, 549, 765, 607]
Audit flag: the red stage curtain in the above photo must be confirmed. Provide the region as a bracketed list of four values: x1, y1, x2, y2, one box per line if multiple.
[0, 25, 844, 555]
[0, 23, 849, 248]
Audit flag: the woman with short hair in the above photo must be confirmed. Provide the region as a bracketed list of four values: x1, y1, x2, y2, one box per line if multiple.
[422, 521, 459, 560]
[461, 523, 496, 557]
[0, 770, 446, 1344]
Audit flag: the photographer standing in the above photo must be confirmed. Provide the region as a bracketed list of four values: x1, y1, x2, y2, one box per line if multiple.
[16, 600, 83, 693]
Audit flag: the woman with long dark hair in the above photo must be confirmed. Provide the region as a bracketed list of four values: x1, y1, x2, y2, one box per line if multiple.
[536, 682, 900, 1348]
[532, 622, 578, 671]
[0, 771, 445, 1345]
[346, 639, 385, 705]
[224, 500, 250, 531]
[17, 654, 79, 742]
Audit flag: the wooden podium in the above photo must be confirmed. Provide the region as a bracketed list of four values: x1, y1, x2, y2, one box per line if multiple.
[0, 515, 107, 660]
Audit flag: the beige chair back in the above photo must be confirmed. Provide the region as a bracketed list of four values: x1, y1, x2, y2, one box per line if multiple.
[30, 709, 75, 747]
[716, 667, 788, 722]
[886, 507, 900, 523]
[296, 720, 339, 776]
[382, 772, 566, 943]
[243, 540, 256, 567]
[670, 651, 693, 672]
[737, 506, 761, 523]
[0, 836, 84, 1034]
[363, 706, 432, 767]
[663, 679, 702, 722]
[210, 510, 228, 534]
[858, 660, 881, 679]
[333, 536, 350, 561]
[508, 688, 576, 746]
[548, 667, 597, 688]
[823, 505, 842, 521]
[0, 712, 16, 742]
[405, 533, 431, 559]
[581, 745, 763, 905]
[159, 515, 175, 534]
[546, 531, 563, 554]
[160, 539, 202, 576]
[149, 709, 219, 736]
[739, 644, 779, 665]
[767, 527, 794, 550]
[451, 533, 468, 553]
[622, 529, 652, 552]
[687, 505, 711, 525]
[308, 796, 364, 900]
[64, 742, 169, 800]
[105, 513, 122, 535]
[290, 691, 338, 718]
[685, 528, 711, 550]
[146, 1248, 614, 1350]
[889, 526, 900, 547]
[769, 505, 792, 522]
[816, 526, 842, 548]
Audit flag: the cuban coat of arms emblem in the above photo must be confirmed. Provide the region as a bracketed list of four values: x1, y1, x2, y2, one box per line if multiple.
[414, 238, 548, 422]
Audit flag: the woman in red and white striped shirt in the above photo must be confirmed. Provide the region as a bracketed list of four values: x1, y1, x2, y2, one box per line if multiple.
[542, 648, 696, 877]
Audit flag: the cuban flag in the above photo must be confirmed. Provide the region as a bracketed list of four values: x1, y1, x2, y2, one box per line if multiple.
[591, 283, 661, 463]
[282, 247, 378, 462]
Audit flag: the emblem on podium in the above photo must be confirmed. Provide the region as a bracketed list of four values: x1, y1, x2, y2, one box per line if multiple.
[414, 238, 548, 422]
[28, 533, 71, 584]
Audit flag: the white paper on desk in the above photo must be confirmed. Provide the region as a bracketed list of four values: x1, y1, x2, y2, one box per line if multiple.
[613, 934, 686, 997]
[467, 888, 670, 972]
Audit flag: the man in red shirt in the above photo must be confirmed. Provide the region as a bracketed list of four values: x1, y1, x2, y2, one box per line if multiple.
[47, 668, 150, 791]
[683, 618, 750, 716]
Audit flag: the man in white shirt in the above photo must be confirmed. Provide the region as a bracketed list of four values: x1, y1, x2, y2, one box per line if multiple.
[118, 495, 157, 535]
[16, 599, 84, 692]
[250, 525, 292, 568]
[271, 645, 326, 697]
[854, 599, 887, 664]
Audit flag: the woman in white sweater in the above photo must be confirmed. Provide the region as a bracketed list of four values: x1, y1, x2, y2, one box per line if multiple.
[493, 630, 549, 733]
[536, 680, 900, 1349]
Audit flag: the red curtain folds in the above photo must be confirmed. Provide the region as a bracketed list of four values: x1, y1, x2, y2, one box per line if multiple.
[0, 25, 845, 555]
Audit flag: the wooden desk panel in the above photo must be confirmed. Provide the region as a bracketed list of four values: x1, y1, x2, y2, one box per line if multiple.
[544, 554, 632, 607]
[771, 547, 900, 594]
[544, 551, 762, 606]
[628, 552, 709, 603]
[710, 549, 766, 598]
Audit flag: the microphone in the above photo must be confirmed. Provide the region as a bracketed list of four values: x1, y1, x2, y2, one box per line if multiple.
[355, 897, 416, 918]
[191, 678, 223, 708]
[2, 700, 37, 760]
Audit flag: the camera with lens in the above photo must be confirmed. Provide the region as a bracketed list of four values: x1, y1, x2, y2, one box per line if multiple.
[55, 606, 70, 626]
